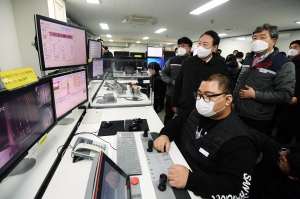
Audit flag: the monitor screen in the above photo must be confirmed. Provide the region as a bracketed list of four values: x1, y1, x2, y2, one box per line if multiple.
[52, 69, 88, 120]
[147, 57, 163, 69]
[147, 46, 163, 57]
[93, 60, 104, 77]
[34, 14, 87, 70]
[88, 39, 102, 59]
[164, 51, 175, 58]
[0, 79, 56, 182]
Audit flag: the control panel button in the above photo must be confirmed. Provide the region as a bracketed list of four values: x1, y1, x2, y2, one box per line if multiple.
[131, 177, 139, 185]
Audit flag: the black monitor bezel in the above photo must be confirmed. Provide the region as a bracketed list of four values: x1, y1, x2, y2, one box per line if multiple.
[87, 39, 102, 59]
[34, 14, 88, 71]
[147, 46, 163, 58]
[50, 68, 88, 122]
[0, 77, 57, 183]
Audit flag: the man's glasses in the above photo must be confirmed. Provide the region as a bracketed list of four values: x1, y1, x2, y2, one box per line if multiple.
[193, 92, 227, 103]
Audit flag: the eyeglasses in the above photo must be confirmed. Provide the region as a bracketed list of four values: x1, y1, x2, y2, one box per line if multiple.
[193, 92, 227, 102]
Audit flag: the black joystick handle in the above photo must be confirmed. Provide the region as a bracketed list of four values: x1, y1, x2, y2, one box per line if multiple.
[158, 173, 167, 191]
[147, 140, 153, 152]
[143, 127, 149, 137]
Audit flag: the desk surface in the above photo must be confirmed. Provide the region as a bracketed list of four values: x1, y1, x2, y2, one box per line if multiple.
[90, 80, 152, 109]
[0, 109, 84, 199]
[43, 107, 201, 199]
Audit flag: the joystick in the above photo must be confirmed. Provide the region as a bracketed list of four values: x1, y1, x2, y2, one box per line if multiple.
[158, 173, 167, 191]
[143, 127, 149, 137]
[147, 140, 153, 152]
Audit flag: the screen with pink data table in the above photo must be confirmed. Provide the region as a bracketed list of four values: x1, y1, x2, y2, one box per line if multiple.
[93, 60, 104, 77]
[52, 70, 87, 119]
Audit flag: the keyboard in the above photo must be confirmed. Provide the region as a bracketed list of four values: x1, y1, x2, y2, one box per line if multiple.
[82, 110, 102, 124]
[117, 132, 142, 175]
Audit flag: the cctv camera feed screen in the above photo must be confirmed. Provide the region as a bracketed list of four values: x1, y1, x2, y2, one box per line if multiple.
[38, 18, 87, 69]
[98, 161, 129, 199]
[0, 81, 55, 173]
[52, 70, 87, 119]
[89, 40, 102, 59]
[147, 46, 163, 57]
[93, 60, 104, 77]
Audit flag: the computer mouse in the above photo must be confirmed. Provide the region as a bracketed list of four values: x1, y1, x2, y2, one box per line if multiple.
[132, 96, 141, 101]
[132, 118, 142, 123]
[128, 122, 141, 131]
[101, 121, 113, 128]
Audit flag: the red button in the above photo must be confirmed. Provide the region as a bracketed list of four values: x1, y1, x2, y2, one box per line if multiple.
[131, 177, 139, 185]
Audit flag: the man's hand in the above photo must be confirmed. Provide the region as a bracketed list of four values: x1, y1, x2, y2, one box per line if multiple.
[168, 164, 189, 189]
[289, 97, 298, 105]
[239, 85, 255, 99]
[172, 80, 175, 86]
[132, 85, 138, 90]
[172, 107, 178, 113]
[153, 135, 170, 153]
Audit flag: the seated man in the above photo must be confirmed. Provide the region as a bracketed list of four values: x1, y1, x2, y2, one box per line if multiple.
[249, 132, 300, 199]
[154, 73, 259, 198]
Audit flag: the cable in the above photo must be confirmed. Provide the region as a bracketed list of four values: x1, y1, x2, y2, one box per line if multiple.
[74, 132, 117, 150]
[57, 144, 73, 158]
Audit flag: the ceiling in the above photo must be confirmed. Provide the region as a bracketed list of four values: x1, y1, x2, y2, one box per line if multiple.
[65, 0, 300, 45]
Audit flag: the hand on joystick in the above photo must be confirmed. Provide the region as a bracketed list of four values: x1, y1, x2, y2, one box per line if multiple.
[168, 164, 189, 189]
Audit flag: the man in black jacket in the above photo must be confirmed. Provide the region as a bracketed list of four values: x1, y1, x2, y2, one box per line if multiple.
[154, 73, 259, 198]
[249, 132, 300, 199]
[172, 30, 228, 121]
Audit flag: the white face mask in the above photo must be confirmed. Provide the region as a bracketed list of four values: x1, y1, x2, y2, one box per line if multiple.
[147, 71, 152, 76]
[251, 40, 268, 53]
[237, 59, 242, 62]
[175, 53, 179, 56]
[287, 49, 299, 56]
[197, 46, 212, 58]
[196, 96, 226, 117]
[177, 47, 186, 56]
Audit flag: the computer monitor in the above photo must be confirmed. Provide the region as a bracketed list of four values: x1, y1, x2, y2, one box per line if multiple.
[114, 51, 130, 57]
[34, 14, 88, 71]
[147, 57, 163, 69]
[52, 69, 88, 124]
[93, 59, 104, 78]
[86, 62, 93, 84]
[88, 39, 102, 59]
[147, 46, 163, 57]
[0, 78, 56, 183]
[163, 51, 175, 58]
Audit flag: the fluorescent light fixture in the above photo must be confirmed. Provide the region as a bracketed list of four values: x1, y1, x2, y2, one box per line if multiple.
[109, 39, 113, 42]
[86, 0, 99, 4]
[136, 41, 141, 43]
[143, 37, 149, 40]
[155, 28, 167, 33]
[236, 37, 245, 41]
[166, 43, 172, 45]
[189, 0, 229, 15]
[106, 34, 112, 38]
[295, 21, 300, 24]
[100, 23, 109, 30]
[218, 33, 228, 36]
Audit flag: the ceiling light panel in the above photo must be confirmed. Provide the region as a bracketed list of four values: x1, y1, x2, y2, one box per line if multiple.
[143, 37, 149, 40]
[86, 0, 99, 4]
[100, 23, 109, 30]
[218, 33, 228, 36]
[136, 41, 141, 43]
[106, 34, 112, 38]
[155, 28, 167, 33]
[189, 0, 229, 15]
[109, 39, 113, 42]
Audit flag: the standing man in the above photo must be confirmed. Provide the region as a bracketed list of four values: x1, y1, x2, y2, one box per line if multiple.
[102, 46, 113, 58]
[215, 48, 225, 61]
[172, 30, 228, 120]
[161, 37, 192, 125]
[233, 23, 296, 133]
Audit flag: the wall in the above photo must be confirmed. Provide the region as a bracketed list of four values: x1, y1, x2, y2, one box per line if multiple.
[107, 43, 176, 55]
[11, 0, 49, 77]
[0, 0, 23, 72]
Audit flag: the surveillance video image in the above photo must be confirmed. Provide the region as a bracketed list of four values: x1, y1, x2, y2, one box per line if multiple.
[0, 82, 55, 169]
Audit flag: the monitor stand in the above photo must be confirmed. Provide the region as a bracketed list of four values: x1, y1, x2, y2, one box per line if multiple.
[57, 118, 75, 125]
[8, 158, 36, 177]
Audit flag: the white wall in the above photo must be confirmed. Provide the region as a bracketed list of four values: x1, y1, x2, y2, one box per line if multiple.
[47, 0, 66, 22]
[11, 0, 49, 77]
[0, 0, 23, 72]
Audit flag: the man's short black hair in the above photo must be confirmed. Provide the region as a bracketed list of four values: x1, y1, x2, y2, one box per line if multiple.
[177, 37, 193, 47]
[225, 54, 236, 62]
[217, 49, 222, 53]
[97, 38, 103, 42]
[286, 147, 300, 178]
[279, 51, 287, 56]
[252, 23, 279, 39]
[147, 62, 160, 73]
[200, 30, 220, 46]
[202, 73, 232, 94]
[175, 47, 178, 52]
[290, 40, 300, 47]
[103, 46, 108, 50]
[236, 52, 244, 58]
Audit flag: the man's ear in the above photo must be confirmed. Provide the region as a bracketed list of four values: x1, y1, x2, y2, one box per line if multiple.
[288, 176, 299, 181]
[225, 94, 233, 106]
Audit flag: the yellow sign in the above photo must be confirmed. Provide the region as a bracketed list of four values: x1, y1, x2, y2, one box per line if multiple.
[0, 68, 38, 90]
[88, 56, 93, 63]
[134, 55, 142, 58]
[39, 134, 48, 146]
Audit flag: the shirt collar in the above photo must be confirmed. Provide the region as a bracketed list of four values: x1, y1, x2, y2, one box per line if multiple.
[254, 48, 274, 60]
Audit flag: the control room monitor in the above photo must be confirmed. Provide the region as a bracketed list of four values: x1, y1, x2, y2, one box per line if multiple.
[52, 69, 88, 122]
[0, 78, 56, 182]
[93, 59, 104, 78]
[147, 46, 163, 58]
[34, 14, 88, 70]
[88, 39, 102, 59]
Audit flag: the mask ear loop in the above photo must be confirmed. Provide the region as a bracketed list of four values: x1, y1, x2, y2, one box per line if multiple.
[213, 95, 228, 114]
